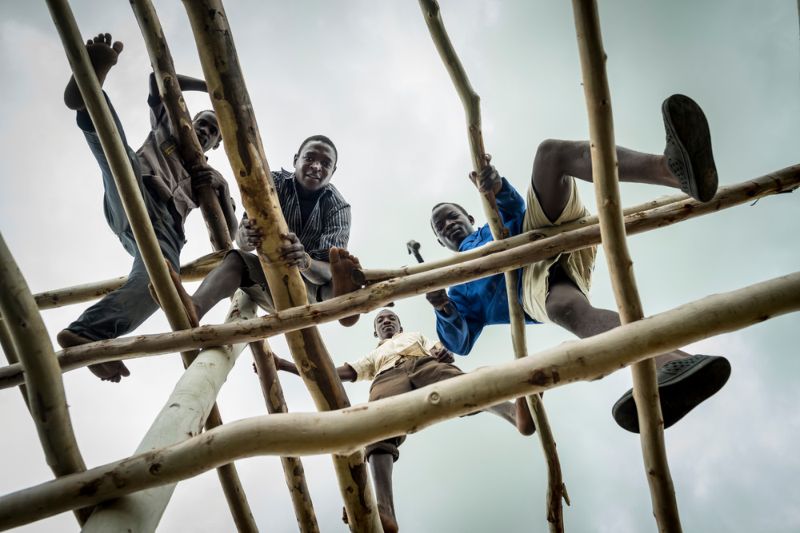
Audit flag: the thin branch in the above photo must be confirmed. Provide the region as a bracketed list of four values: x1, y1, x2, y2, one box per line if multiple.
[572, 0, 679, 530]
[2, 271, 799, 531]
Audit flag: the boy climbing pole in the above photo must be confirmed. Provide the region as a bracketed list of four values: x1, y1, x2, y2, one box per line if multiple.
[166, 135, 352, 325]
[56, 33, 237, 382]
[276, 309, 535, 533]
[425, 95, 731, 432]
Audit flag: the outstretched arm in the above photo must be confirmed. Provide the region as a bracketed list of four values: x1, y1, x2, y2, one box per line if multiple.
[275, 355, 357, 382]
[148, 72, 208, 102]
[426, 288, 483, 355]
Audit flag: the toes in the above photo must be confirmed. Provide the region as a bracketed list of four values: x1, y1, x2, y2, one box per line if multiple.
[103, 33, 111, 44]
[329, 247, 340, 262]
[119, 363, 131, 377]
[112, 41, 124, 54]
[86, 39, 93, 46]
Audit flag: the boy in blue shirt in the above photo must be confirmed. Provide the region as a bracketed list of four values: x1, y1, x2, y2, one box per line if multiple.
[425, 95, 730, 433]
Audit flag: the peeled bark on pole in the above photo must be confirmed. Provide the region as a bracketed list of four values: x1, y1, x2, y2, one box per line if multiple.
[0, 234, 90, 525]
[3, 271, 799, 531]
[130, 2, 257, 530]
[181, 2, 379, 530]
[33, 250, 224, 310]
[130, 0, 232, 251]
[418, 0, 566, 528]
[47, 1, 251, 530]
[571, 0, 680, 530]
[251, 341, 320, 533]
[3, 164, 795, 387]
[81, 291, 257, 533]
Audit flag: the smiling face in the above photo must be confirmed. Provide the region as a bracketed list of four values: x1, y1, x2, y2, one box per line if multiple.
[193, 110, 221, 152]
[373, 310, 402, 340]
[431, 203, 475, 251]
[293, 140, 337, 193]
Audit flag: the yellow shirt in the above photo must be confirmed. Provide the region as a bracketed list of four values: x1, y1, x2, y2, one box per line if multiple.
[348, 331, 442, 382]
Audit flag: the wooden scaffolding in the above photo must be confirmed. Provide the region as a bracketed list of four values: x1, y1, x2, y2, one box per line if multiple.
[0, 1, 797, 532]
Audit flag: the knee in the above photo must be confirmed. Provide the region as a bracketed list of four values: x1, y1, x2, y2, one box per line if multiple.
[545, 290, 584, 328]
[534, 139, 569, 168]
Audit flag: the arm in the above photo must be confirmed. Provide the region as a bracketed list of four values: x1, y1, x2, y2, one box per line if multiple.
[469, 156, 525, 234]
[275, 355, 356, 382]
[148, 72, 208, 102]
[427, 287, 484, 355]
[190, 164, 238, 237]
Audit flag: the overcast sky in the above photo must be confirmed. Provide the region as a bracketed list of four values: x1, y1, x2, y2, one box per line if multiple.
[1, 1, 799, 532]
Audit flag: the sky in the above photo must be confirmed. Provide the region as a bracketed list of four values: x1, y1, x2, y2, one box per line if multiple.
[0, 1, 798, 532]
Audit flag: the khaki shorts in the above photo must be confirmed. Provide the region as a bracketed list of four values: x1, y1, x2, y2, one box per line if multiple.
[365, 356, 464, 462]
[521, 178, 597, 322]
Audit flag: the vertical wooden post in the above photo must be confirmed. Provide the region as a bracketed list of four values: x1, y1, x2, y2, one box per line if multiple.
[181, 1, 380, 530]
[571, 0, 682, 531]
[418, 1, 568, 530]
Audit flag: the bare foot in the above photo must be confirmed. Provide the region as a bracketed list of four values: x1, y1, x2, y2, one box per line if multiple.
[148, 260, 200, 328]
[64, 33, 124, 111]
[515, 397, 536, 436]
[330, 247, 363, 327]
[56, 329, 130, 383]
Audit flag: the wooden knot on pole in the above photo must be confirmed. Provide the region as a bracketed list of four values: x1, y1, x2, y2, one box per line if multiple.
[426, 391, 441, 405]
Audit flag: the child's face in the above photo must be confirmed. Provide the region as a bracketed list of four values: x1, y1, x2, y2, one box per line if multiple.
[374, 310, 402, 340]
[431, 203, 474, 251]
[293, 141, 337, 193]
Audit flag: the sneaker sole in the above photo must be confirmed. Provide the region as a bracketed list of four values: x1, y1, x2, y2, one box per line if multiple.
[662, 94, 718, 202]
[612, 355, 731, 433]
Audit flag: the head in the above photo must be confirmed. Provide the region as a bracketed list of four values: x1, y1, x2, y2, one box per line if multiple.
[293, 135, 338, 193]
[193, 110, 221, 152]
[373, 309, 402, 340]
[430, 202, 476, 251]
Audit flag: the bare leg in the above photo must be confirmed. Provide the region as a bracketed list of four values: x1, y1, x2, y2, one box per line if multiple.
[64, 33, 124, 111]
[369, 452, 399, 533]
[190, 253, 248, 321]
[531, 139, 679, 223]
[485, 398, 536, 435]
[329, 247, 363, 326]
[544, 266, 687, 368]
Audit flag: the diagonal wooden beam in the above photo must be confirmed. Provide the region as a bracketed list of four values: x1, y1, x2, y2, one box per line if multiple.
[129, 1, 257, 530]
[2, 271, 798, 531]
[1, 165, 795, 387]
[571, 0, 680, 530]
[251, 341, 320, 533]
[0, 233, 91, 525]
[181, 1, 379, 530]
[418, 1, 567, 528]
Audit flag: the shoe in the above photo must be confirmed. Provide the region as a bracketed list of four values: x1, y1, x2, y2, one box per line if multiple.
[612, 354, 731, 433]
[662, 94, 718, 202]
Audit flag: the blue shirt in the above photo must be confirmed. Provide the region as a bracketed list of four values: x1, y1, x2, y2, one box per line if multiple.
[434, 178, 538, 355]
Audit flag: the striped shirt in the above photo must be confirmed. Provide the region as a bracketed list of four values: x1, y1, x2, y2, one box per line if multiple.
[242, 168, 351, 261]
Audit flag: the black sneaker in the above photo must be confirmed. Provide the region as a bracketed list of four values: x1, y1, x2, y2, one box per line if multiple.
[612, 354, 731, 433]
[662, 94, 719, 202]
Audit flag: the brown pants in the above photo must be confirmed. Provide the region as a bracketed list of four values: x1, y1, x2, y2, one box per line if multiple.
[365, 356, 464, 462]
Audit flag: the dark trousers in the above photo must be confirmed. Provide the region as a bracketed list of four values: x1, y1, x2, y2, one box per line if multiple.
[66, 95, 184, 341]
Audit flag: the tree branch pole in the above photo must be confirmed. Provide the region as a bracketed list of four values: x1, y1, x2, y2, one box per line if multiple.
[181, 2, 379, 530]
[251, 341, 320, 533]
[418, 0, 567, 528]
[130, 1, 257, 530]
[571, 0, 680, 531]
[2, 163, 795, 388]
[82, 292, 257, 533]
[33, 250, 224, 310]
[0, 234, 91, 525]
[46, 1, 251, 530]
[130, 0, 232, 251]
[3, 271, 799, 531]
[0, 318, 28, 408]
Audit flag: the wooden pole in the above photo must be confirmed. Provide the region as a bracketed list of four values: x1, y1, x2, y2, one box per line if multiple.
[46, 1, 253, 530]
[181, 2, 379, 530]
[82, 292, 257, 533]
[2, 271, 799, 530]
[0, 233, 91, 525]
[130, 0, 232, 251]
[2, 163, 795, 387]
[129, 2, 258, 530]
[251, 341, 320, 533]
[571, 0, 680, 530]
